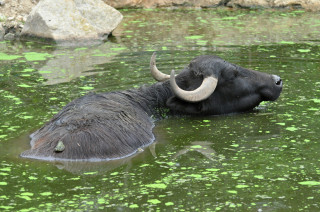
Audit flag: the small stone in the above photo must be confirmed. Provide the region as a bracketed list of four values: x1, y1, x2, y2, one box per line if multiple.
[0, 13, 5, 21]
[4, 33, 15, 40]
[16, 15, 23, 21]
[54, 141, 65, 152]
[0, 1, 5, 6]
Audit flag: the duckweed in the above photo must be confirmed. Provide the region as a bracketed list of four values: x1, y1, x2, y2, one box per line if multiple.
[0, 8, 320, 212]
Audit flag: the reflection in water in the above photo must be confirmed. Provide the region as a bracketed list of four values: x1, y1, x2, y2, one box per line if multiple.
[36, 42, 125, 85]
[113, 9, 320, 47]
[54, 157, 134, 174]
[53, 143, 157, 174]
[173, 141, 223, 163]
[5, 142, 158, 175]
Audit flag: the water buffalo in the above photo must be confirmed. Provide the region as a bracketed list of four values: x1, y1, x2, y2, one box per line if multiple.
[21, 53, 282, 161]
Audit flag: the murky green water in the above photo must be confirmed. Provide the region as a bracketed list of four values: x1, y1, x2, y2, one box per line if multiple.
[1, 9, 320, 211]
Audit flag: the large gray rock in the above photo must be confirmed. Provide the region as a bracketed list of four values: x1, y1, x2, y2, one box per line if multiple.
[21, 0, 123, 45]
[227, 0, 271, 8]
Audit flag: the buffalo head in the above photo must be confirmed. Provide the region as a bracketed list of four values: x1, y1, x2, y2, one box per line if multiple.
[151, 53, 282, 115]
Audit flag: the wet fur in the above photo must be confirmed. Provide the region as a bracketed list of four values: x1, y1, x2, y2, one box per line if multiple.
[21, 84, 172, 161]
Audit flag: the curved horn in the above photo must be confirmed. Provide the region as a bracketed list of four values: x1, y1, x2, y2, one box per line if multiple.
[170, 70, 218, 102]
[150, 52, 170, 82]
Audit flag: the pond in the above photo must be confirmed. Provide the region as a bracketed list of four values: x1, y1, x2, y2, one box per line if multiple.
[1, 8, 320, 211]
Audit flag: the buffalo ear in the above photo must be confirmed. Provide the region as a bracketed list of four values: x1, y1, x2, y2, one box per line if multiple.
[166, 96, 203, 114]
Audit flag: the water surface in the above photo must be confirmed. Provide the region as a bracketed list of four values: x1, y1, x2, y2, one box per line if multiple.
[0, 9, 320, 211]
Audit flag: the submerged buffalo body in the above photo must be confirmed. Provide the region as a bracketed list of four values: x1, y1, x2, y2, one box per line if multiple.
[21, 53, 282, 161]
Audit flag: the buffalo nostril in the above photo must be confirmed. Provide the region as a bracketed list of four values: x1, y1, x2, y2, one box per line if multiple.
[272, 75, 282, 86]
[276, 78, 282, 86]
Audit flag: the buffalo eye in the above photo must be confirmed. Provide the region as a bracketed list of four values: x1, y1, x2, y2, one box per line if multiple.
[233, 69, 239, 78]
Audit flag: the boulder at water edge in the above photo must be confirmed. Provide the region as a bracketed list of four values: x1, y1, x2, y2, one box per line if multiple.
[21, 0, 123, 45]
